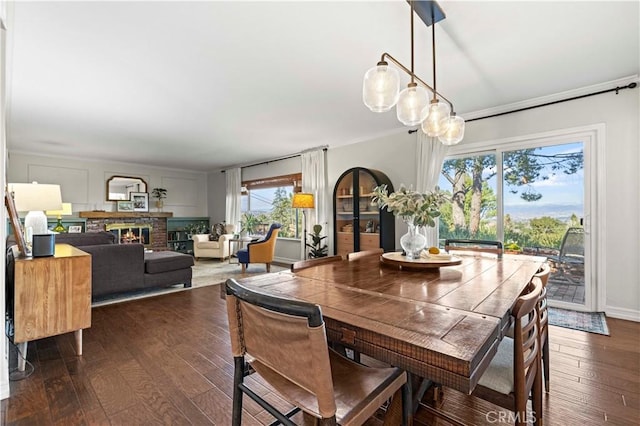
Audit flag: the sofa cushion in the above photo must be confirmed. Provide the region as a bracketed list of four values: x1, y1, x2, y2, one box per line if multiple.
[55, 231, 116, 247]
[145, 251, 194, 274]
[196, 240, 222, 249]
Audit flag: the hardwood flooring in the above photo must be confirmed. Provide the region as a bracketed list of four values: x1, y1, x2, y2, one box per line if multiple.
[2, 284, 639, 425]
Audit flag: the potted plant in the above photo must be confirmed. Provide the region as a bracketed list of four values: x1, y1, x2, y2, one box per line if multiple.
[306, 224, 328, 258]
[151, 188, 167, 211]
[372, 184, 448, 260]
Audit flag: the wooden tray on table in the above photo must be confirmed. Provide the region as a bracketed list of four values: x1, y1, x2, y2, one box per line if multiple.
[380, 251, 463, 269]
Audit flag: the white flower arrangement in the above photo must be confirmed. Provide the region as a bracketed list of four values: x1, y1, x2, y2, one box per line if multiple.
[372, 184, 448, 228]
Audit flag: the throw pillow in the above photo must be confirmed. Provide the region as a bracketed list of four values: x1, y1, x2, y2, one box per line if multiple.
[208, 222, 226, 241]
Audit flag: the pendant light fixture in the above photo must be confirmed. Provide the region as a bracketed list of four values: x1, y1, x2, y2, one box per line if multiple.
[362, 0, 465, 145]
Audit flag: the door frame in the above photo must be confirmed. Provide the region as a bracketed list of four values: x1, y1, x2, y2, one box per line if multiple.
[445, 123, 605, 311]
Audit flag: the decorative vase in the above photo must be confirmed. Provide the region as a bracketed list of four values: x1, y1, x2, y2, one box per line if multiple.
[155, 200, 164, 212]
[400, 219, 427, 260]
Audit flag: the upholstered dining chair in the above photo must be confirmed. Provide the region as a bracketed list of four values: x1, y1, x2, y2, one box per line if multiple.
[346, 248, 384, 261]
[444, 239, 503, 257]
[471, 277, 544, 426]
[290, 255, 343, 272]
[224, 278, 410, 426]
[506, 262, 551, 392]
[236, 223, 281, 273]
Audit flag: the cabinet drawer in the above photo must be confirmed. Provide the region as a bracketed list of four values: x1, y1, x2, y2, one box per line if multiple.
[337, 232, 353, 256]
[360, 233, 380, 251]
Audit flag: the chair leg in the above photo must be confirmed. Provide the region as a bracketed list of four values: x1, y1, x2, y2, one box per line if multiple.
[266, 263, 271, 272]
[241, 264, 246, 273]
[543, 337, 550, 392]
[232, 357, 244, 426]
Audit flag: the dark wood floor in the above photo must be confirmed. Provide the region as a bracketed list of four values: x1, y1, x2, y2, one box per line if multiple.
[2, 284, 639, 425]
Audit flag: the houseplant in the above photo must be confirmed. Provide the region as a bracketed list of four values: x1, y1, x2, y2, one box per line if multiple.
[151, 188, 167, 211]
[306, 224, 328, 258]
[372, 184, 448, 259]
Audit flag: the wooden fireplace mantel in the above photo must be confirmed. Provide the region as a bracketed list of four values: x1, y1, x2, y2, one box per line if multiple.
[78, 211, 173, 219]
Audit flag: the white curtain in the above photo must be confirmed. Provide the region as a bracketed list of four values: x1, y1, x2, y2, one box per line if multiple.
[225, 168, 242, 234]
[301, 148, 328, 259]
[416, 130, 448, 247]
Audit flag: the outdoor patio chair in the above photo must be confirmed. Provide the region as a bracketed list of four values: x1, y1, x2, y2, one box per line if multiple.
[548, 227, 584, 284]
[224, 278, 410, 425]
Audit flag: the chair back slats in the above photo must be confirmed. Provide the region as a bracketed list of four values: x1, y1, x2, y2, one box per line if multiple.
[225, 279, 337, 419]
[346, 248, 384, 260]
[291, 255, 343, 272]
[512, 278, 543, 419]
[444, 239, 503, 258]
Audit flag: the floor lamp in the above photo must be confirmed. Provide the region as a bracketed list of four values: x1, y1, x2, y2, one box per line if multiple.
[292, 193, 315, 260]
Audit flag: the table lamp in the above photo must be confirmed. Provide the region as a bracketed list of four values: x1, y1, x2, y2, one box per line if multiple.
[292, 192, 315, 259]
[9, 182, 62, 257]
[46, 202, 73, 233]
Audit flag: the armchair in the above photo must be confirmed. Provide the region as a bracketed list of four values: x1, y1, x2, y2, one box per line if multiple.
[236, 223, 281, 273]
[192, 224, 235, 261]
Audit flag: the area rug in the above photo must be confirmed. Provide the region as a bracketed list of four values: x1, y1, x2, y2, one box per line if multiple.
[548, 307, 610, 335]
[92, 259, 287, 307]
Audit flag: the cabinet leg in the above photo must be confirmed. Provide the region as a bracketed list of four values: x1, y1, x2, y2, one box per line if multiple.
[75, 329, 83, 356]
[17, 342, 28, 372]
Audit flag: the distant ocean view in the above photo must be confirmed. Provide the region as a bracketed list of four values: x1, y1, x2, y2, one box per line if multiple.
[505, 203, 583, 222]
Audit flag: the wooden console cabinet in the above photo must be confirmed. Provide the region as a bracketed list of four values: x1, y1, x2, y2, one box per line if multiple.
[13, 244, 91, 370]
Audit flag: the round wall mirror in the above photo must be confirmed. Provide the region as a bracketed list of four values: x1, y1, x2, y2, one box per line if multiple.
[106, 176, 148, 201]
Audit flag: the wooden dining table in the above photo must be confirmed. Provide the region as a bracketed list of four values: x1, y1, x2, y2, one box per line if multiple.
[235, 252, 545, 396]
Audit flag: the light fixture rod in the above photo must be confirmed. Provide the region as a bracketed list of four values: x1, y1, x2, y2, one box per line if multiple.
[431, 17, 437, 101]
[410, 0, 415, 83]
[380, 52, 454, 110]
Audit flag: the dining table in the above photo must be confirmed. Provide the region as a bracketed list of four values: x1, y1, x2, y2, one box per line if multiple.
[234, 251, 546, 397]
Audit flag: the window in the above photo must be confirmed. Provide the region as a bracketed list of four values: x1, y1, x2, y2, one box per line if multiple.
[241, 173, 302, 238]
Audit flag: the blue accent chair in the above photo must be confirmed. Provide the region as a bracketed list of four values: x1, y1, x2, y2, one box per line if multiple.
[236, 223, 282, 273]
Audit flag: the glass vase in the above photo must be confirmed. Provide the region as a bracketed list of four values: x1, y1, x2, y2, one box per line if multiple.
[400, 219, 427, 260]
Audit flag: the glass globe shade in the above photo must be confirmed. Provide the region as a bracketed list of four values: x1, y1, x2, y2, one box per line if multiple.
[396, 83, 429, 126]
[438, 114, 466, 145]
[421, 100, 451, 137]
[363, 63, 400, 112]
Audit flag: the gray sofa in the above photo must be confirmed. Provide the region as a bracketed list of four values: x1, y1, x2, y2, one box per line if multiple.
[53, 232, 193, 300]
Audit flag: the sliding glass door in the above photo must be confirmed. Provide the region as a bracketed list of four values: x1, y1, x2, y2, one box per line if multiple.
[438, 134, 593, 310]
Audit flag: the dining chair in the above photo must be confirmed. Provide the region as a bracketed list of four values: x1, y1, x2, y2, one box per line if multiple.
[471, 277, 544, 426]
[506, 262, 551, 392]
[346, 248, 384, 261]
[444, 239, 503, 258]
[290, 255, 344, 272]
[225, 278, 410, 425]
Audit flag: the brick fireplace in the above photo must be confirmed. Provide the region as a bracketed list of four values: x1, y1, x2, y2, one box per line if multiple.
[79, 211, 172, 251]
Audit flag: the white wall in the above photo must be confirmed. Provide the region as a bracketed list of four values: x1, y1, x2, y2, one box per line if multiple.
[7, 152, 209, 217]
[208, 85, 640, 321]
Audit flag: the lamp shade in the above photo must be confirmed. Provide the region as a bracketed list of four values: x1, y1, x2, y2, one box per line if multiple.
[421, 100, 451, 137]
[438, 114, 466, 145]
[46, 202, 73, 217]
[9, 182, 62, 212]
[363, 63, 400, 112]
[292, 193, 315, 209]
[396, 83, 429, 126]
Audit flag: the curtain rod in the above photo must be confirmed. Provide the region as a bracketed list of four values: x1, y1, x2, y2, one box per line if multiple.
[221, 147, 328, 173]
[408, 81, 638, 134]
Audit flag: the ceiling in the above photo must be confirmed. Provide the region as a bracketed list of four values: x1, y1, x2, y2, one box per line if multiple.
[6, 1, 639, 172]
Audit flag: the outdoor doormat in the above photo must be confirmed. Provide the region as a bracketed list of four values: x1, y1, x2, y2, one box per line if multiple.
[548, 307, 610, 335]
